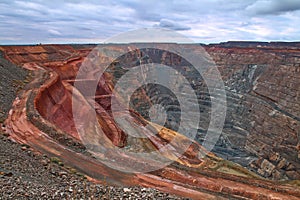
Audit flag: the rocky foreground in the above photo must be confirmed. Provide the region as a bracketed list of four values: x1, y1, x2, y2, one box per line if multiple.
[0, 134, 188, 199]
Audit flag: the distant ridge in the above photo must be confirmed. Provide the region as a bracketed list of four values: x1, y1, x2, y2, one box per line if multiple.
[208, 41, 300, 48]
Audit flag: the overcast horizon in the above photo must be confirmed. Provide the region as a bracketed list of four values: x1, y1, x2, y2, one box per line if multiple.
[1, 0, 300, 44]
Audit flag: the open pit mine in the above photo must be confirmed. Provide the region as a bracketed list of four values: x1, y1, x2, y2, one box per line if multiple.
[0, 42, 300, 199]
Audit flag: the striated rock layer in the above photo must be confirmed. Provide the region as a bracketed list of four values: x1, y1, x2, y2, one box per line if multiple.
[0, 43, 300, 199]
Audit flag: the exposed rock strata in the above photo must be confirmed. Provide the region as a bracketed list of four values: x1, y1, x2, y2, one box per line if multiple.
[0, 43, 300, 199]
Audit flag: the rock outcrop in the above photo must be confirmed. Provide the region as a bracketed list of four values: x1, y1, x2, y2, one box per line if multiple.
[205, 44, 300, 180]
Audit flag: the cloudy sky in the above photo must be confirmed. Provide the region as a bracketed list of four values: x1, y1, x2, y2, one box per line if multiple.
[0, 0, 299, 44]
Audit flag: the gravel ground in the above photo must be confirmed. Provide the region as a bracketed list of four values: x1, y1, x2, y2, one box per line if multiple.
[0, 53, 29, 122]
[0, 134, 189, 199]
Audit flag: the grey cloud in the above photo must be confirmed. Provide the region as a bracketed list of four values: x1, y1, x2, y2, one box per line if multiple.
[0, 0, 299, 44]
[48, 29, 62, 36]
[246, 0, 300, 15]
[155, 19, 191, 31]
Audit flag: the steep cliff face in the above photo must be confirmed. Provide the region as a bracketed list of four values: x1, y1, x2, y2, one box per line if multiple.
[205, 45, 300, 180]
[0, 43, 300, 199]
[100, 44, 300, 180]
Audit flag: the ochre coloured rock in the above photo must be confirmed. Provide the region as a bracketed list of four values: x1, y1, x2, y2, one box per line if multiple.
[1, 43, 300, 199]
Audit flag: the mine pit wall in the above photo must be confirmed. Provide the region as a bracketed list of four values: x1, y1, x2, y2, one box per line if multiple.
[0, 45, 70, 64]
[206, 47, 300, 180]
[244, 64, 300, 180]
[116, 46, 300, 180]
[34, 72, 78, 139]
[7, 60, 300, 199]
[1, 44, 300, 181]
[0, 45, 92, 148]
[34, 66, 127, 147]
[0, 45, 93, 141]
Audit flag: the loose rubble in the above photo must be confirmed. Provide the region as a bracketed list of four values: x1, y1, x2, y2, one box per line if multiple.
[0, 134, 189, 199]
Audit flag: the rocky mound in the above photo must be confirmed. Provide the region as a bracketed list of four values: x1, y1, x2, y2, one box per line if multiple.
[0, 50, 29, 122]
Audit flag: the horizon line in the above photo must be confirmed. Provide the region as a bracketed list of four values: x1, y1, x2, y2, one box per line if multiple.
[1, 40, 300, 46]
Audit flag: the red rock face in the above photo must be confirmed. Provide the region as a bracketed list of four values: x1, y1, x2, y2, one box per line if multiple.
[1, 43, 300, 199]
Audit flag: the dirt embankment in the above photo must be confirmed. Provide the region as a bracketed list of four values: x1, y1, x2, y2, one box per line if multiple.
[0, 50, 29, 122]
